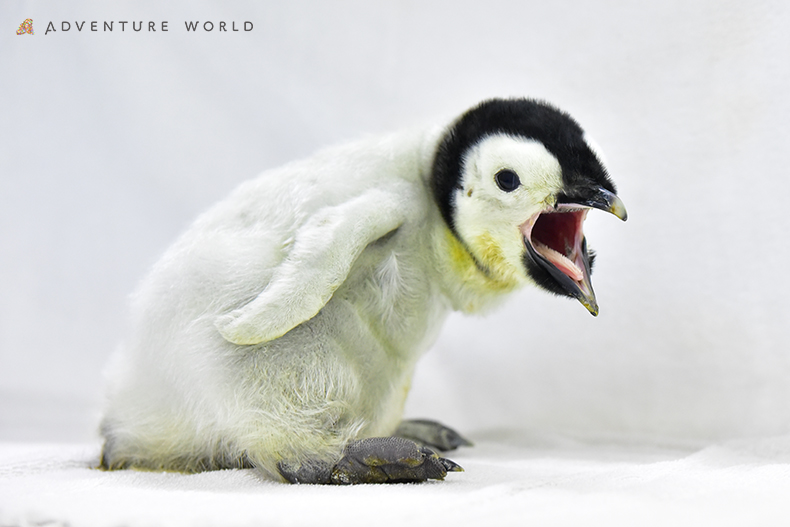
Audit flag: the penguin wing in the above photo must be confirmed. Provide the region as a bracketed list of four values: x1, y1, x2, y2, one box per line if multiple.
[215, 184, 410, 345]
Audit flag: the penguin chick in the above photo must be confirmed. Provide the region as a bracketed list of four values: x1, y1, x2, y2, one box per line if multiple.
[99, 98, 626, 484]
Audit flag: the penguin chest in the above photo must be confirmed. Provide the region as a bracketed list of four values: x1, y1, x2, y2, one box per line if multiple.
[312, 241, 447, 433]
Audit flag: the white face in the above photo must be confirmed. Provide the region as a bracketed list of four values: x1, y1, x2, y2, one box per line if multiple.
[452, 133, 565, 284]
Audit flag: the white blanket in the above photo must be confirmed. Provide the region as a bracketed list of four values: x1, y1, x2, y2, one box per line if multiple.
[3, 432, 790, 527]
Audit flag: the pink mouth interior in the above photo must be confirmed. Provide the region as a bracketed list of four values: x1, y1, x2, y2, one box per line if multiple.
[528, 210, 587, 282]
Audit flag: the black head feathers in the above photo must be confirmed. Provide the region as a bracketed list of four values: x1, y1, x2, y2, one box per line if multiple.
[431, 98, 616, 233]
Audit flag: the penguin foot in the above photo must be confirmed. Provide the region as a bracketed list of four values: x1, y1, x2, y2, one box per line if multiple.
[277, 437, 463, 485]
[394, 418, 473, 452]
[331, 437, 462, 484]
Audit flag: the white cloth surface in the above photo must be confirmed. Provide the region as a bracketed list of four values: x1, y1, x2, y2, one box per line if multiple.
[3, 432, 790, 527]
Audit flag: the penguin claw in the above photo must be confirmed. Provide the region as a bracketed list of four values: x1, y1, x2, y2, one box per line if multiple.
[440, 457, 464, 472]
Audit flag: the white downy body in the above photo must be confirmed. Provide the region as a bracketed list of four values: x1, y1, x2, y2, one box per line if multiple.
[100, 124, 568, 480]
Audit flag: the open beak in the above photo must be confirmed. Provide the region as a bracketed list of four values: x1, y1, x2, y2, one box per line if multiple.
[521, 188, 627, 316]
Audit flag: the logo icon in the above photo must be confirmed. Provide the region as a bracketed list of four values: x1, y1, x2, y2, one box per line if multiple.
[17, 19, 34, 35]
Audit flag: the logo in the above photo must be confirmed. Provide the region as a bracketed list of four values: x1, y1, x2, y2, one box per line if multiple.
[16, 17, 254, 36]
[17, 19, 34, 35]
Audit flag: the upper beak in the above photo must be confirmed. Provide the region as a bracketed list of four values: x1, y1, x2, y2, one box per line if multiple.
[560, 187, 628, 222]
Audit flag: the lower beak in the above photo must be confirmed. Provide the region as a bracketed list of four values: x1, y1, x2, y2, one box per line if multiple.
[523, 234, 599, 316]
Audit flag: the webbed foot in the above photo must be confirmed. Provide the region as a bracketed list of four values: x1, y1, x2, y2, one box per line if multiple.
[331, 437, 462, 484]
[394, 418, 473, 452]
[277, 436, 463, 485]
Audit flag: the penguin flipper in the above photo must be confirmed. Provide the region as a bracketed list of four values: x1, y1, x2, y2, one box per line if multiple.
[215, 186, 408, 345]
[277, 437, 463, 485]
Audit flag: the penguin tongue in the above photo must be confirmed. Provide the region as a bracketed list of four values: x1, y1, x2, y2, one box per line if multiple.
[532, 241, 583, 281]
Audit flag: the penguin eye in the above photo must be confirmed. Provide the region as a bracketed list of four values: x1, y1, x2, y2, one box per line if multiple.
[495, 169, 521, 192]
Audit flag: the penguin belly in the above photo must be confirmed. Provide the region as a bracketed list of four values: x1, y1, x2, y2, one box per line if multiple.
[100, 224, 448, 480]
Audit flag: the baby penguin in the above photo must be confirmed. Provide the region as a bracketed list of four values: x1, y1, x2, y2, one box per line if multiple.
[100, 98, 626, 484]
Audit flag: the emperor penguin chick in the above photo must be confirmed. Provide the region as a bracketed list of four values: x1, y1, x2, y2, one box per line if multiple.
[100, 98, 627, 484]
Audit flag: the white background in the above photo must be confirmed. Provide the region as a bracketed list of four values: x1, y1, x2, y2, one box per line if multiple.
[2, 0, 789, 447]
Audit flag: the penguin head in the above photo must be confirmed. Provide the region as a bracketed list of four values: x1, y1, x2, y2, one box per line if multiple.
[432, 98, 627, 315]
